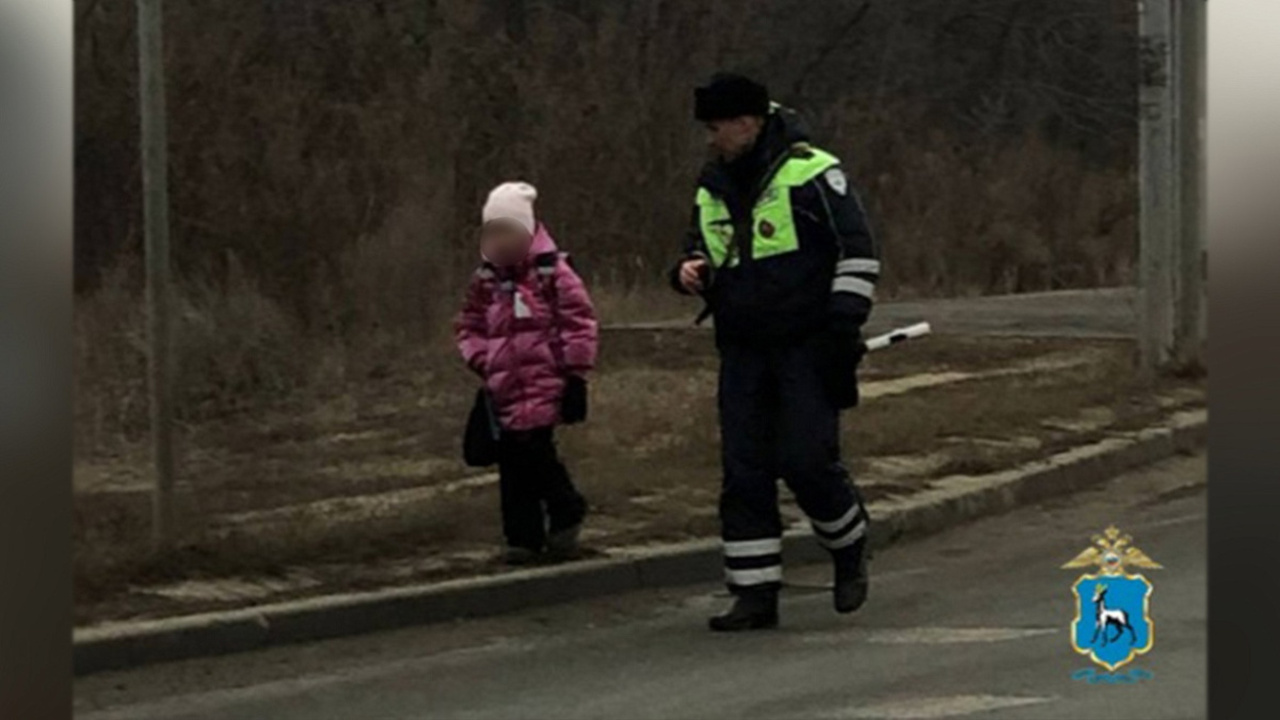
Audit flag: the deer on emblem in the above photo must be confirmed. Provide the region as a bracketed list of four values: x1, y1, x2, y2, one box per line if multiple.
[1090, 583, 1137, 646]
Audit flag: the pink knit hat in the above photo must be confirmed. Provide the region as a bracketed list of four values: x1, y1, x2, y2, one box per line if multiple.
[482, 182, 538, 236]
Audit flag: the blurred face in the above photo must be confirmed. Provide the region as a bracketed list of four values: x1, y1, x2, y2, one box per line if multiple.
[480, 219, 533, 267]
[705, 115, 765, 161]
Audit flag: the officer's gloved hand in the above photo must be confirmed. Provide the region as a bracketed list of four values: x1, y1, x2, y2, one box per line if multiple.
[818, 326, 865, 410]
[561, 375, 589, 424]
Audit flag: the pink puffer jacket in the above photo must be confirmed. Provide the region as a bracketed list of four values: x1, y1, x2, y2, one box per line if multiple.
[454, 225, 599, 431]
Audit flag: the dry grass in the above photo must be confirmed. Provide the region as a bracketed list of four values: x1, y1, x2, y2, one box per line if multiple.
[590, 286, 697, 327]
[849, 344, 1139, 457]
[72, 333, 1203, 626]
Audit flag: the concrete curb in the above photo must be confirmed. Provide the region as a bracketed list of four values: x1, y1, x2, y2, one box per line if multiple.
[73, 409, 1205, 676]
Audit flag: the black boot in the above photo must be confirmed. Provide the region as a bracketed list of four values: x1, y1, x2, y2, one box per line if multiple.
[833, 541, 870, 614]
[708, 587, 779, 632]
[546, 522, 583, 560]
[546, 496, 588, 561]
[503, 546, 541, 566]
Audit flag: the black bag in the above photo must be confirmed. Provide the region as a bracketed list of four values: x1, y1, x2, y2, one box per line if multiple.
[463, 388, 502, 467]
[562, 375, 588, 425]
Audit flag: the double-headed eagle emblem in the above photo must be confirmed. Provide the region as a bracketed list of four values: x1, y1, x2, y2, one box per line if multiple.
[1061, 525, 1163, 576]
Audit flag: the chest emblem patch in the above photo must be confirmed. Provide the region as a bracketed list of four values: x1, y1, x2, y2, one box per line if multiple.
[824, 167, 848, 196]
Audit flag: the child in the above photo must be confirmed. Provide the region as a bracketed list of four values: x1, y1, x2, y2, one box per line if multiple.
[454, 182, 599, 565]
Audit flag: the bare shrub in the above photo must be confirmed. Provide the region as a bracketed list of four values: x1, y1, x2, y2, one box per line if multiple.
[73, 0, 1140, 445]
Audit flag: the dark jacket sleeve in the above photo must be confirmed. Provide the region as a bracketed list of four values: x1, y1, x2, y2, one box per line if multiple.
[669, 204, 709, 295]
[812, 165, 879, 333]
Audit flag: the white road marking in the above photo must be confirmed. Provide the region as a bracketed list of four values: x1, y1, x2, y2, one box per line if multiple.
[799, 627, 1057, 646]
[824, 694, 1055, 719]
[867, 627, 1059, 645]
[1134, 513, 1206, 531]
[867, 566, 933, 582]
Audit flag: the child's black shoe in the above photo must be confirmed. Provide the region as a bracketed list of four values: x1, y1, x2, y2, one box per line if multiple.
[546, 523, 583, 560]
[504, 546, 541, 566]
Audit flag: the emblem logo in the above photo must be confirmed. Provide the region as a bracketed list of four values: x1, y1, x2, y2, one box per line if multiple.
[823, 167, 848, 196]
[709, 219, 734, 242]
[1062, 525, 1162, 674]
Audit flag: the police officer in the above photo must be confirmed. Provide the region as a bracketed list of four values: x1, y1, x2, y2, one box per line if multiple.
[670, 73, 880, 631]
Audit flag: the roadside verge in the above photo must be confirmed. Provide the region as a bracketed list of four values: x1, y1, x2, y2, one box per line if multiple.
[73, 409, 1205, 676]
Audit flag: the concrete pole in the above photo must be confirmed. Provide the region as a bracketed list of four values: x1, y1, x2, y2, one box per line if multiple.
[1138, 0, 1177, 374]
[137, 0, 177, 550]
[1174, 0, 1208, 367]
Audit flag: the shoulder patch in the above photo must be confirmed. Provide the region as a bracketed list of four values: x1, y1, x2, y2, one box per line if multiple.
[823, 167, 848, 196]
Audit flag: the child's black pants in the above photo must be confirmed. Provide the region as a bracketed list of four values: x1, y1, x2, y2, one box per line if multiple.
[497, 427, 586, 551]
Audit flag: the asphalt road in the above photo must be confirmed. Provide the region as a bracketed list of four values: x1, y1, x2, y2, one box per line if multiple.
[864, 287, 1138, 339]
[615, 287, 1140, 339]
[75, 451, 1205, 720]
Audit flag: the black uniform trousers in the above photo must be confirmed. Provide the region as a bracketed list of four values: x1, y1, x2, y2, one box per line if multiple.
[497, 428, 587, 552]
[718, 337, 869, 593]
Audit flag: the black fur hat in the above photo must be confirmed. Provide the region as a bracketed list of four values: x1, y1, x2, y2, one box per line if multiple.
[694, 73, 771, 122]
